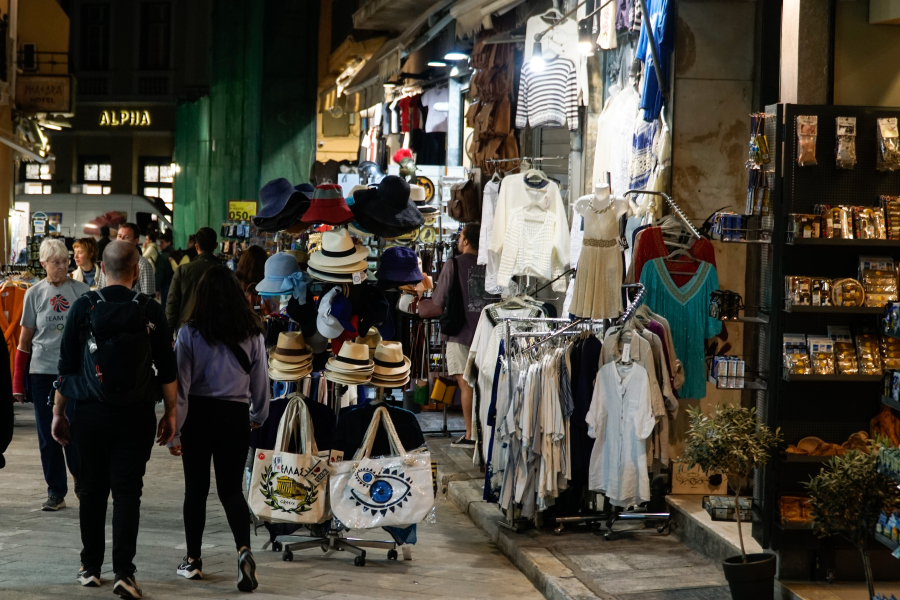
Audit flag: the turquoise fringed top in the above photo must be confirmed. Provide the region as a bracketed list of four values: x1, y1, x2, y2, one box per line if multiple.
[639, 258, 721, 399]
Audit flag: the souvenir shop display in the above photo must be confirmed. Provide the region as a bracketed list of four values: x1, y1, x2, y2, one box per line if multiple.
[796, 115, 818, 167]
[268, 332, 314, 381]
[307, 229, 370, 284]
[835, 116, 857, 169]
[370, 341, 411, 388]
[877, 117, 900, 172]
[253, 179, 315, 233]
[354, 328, 382, 359]
[375, 246, 423, 290]
[349, 175, 424, 239]
[325, 341, 374, 385]
[256, 252, 311, 299]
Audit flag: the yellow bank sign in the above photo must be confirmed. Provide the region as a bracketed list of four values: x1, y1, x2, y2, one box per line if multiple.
[99, 110, 152, 127]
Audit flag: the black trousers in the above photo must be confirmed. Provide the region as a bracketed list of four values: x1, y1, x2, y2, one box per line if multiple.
[74, 400, 156, 576]
[181, 396, 251, 559]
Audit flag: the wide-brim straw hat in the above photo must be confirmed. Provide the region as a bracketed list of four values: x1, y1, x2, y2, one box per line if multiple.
[269, 331, 312, 363]
[324, 370, 372, 385]
[269, 364, 312, 382]
[326, 340, 374, 372]
[307, 229, 369, 268]
[372, 341, 411, 377]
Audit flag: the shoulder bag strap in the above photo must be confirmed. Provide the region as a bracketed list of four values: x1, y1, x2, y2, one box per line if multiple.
[273, 396, 300, 453]
[287, 392, 318, 455]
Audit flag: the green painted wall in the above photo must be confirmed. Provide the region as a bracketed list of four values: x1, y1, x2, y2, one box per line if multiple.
[173, 0, 318, 248]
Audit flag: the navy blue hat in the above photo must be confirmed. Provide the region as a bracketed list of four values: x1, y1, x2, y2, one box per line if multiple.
[375, 246, 423, 288]
[254, 179, 314, 231]
[351, 175, 425, 239]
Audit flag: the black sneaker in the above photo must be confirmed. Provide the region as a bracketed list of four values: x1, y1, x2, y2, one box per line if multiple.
[76, 566, 101, 587]
[452, 435, 475, 447]
[113, 574, 142, 599]
[176, 556, 203, 580]
[42, 495, 66, 511]
[237, 549, 258, 592]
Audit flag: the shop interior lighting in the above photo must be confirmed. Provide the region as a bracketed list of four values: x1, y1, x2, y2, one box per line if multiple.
[450, 66, 460, 77]
[578, 19, 594, 55]
[444, 44, 469, 60]
[427, 60, 448, 67]
[529, 40, 544, 72]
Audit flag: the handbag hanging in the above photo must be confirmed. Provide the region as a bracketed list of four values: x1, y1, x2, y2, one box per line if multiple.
[330, 406, 434, 529]
[413, 321, 430, 405]
[438, 257, 466, 337]
[249, 394, 331, 525]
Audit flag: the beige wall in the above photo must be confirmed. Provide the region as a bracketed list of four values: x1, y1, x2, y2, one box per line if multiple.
[835, 0, 900, 106]
[18, 0, 69, 54]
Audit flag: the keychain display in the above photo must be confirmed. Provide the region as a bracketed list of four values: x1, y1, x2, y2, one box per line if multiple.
[877, 117, 900, 171]
[835, 116, 857, 169]
[745, 170, 770, 216]
[747, 114, 771, 168]
[797, 115, 818, 167]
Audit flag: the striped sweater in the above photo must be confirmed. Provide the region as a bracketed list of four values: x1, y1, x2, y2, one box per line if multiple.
[515, 56, 579, 131]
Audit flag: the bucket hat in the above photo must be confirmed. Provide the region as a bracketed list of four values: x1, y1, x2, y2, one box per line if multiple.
[317, 288, 346, 339]
[350, 175, 425, 238]
[254, 181, 314, 232]
[299, 184, 354, 226]
[326, 341, 374, 373]
[354, 328, 382, 358]
[372, 341, 411, 377]
[256, 253, 310, 299]
[269, 332, 312, 363]
[375, 246, 423, 288]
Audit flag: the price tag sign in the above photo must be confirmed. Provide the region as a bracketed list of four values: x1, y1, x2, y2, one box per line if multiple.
[228, 200, 257, 221]
[352, 272, 363, 285]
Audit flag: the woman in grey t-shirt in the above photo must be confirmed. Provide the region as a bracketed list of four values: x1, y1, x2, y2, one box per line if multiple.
[13, 238, 90, 511]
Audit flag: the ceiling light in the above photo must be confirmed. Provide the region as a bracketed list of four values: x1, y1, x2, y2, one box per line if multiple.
[450, 66, 459, 77]
[427, 60, 448, 68]
[444, 44, 469, 61]
[530, 40, 545, 72]
[578, 20, 594, 55]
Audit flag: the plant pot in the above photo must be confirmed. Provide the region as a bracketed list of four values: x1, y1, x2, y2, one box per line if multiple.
[722, 553, 776, 600]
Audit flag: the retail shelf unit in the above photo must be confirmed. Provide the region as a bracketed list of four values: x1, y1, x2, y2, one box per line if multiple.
[750, 104, 900, 567]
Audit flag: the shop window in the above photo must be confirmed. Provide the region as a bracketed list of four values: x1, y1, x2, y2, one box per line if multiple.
[79, 156, 112, 195]
[23, 163, 51, 194]
[140, 156, 174, 211]
[139, 3, 171, 70]
[80, 4, 111, 71]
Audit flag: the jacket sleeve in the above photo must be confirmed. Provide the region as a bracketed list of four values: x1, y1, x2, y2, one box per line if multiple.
[165, 266, 182, 331]
[248, 334, 270, 427]
[432, 258, 455, 309]
[169, 327, 191, 448]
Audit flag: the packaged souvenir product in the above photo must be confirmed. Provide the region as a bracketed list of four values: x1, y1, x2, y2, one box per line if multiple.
[789, 214, 820, 238]
[838, 206, 854, 239]
[877, 117, 900, 171]
[784, 334, 811, 375]
[808, 336, 835, 375]
[856, 334, 883, 375]
[831, 278, 865, 307]
[797, 116, 818, 167]
[810, 278, 832, 306]
[785, 276, 812, 307]
[829, 326, 858, 375]
[881, 335, 900, 371]
[853, 206, 886, 239]
[835, 117, 857, 169]
[881, 196, 900, 240]
[861, 269, 898, 307]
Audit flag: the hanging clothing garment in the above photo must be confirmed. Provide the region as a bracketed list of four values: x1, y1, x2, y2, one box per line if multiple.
[586, 361, 654, 507]
[639, 259, 721, 399]
[592, 86, 641, 194]
[515, 55, 579, 131]
[478, 179, 503, 294]
[569, 334, 602, 486]
[0, 285, 25, 378]
[523, 15, 588, 108]
[628, 119, 660, 191]
[635, 0, 674, 121]
[569, 199, 628, 319]
[629, 227, 717, 286]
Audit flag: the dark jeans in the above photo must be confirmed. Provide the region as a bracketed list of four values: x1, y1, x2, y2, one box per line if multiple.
[74, 400, 156, 577]
[181, 396, 251, 559]
[30, 374, 79, 498]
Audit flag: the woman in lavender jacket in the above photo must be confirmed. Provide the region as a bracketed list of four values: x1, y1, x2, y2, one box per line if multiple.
[167, 266, 269, 592]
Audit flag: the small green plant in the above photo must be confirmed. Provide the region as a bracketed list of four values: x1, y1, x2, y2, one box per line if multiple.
[678, 404, 782, 563]
[804, 440, 900, 599]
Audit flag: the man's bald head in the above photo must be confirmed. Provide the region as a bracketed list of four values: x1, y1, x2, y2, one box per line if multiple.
[102, 240, 139, 282]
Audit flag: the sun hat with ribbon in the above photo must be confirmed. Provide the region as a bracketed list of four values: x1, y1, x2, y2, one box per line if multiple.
[256, 253, 311, 299]
[326, 341, 374, 373]
[308, 229, 369, 268]
[375, 246, 423, 288]
[372, 341, 411, 377]
[269, 331, 312, 363]
[298, 184, 354, 226]
[350, 175, 425, 239]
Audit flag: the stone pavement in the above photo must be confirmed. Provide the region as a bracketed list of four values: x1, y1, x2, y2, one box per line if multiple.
[0, 404, 544, 600]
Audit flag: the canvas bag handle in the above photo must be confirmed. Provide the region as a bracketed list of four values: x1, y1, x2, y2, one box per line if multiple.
[353, 405, 406, 462]
[274, 394, 318, 456]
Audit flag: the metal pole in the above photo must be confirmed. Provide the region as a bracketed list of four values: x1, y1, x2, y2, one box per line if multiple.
[635, 0, 667, 99]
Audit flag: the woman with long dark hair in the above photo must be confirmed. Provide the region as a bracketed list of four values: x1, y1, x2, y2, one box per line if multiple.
[167, 266, 268, 592]
[234, 245, 269, 310]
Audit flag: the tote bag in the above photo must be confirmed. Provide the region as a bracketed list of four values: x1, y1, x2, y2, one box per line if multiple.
[330, 406, 434, 529]
[250, 395, 331, 524]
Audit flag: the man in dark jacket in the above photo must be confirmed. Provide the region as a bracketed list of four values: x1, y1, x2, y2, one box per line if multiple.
[165, 227, 219, 331]
[155, 230, 175, 307]
[97, 226, 112, 260]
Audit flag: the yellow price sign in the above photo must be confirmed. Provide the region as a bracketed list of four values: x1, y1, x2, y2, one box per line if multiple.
[228, 200, 257, 221]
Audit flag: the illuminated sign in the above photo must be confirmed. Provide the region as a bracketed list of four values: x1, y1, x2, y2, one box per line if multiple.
[16, 75, 72, 112]
[99, 110, 152, 127]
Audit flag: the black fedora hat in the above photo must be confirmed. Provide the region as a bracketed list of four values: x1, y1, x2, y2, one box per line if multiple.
[350, 175, 425, 239]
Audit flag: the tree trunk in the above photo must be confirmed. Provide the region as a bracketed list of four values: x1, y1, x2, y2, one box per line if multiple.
[859, 542, 875, 600]
[733, 480, 747, 563]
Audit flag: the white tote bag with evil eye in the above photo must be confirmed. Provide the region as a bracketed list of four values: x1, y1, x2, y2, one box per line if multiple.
[250, 394, 331, 524]
[330, 406, 434, 529]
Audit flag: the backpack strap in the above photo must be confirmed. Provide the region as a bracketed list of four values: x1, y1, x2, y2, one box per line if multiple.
[130, 292, 157, 330]
[226, 343, 253, 375]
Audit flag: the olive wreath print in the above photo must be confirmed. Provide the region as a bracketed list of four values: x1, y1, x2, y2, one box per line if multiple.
[259, 465, 318, 514]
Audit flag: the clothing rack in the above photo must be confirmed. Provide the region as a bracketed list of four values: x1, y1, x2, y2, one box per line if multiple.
[485, 156, 564, 164]
[622, 190, 700, 239]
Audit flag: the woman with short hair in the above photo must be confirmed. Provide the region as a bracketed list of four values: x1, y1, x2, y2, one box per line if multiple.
[71, 237, 99, 289]
[13, 238, 91, 510]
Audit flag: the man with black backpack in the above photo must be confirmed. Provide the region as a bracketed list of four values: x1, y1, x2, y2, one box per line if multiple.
[51, 241, 177, 599]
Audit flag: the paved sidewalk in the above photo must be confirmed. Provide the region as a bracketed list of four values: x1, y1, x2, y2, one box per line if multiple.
[0, 404, 543, 600]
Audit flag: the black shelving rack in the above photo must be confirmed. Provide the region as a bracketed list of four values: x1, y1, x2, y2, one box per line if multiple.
[750, 104, 900, 565]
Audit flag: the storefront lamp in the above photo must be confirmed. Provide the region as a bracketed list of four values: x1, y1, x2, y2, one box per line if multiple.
[530, 40, 545, 72]
[444, 45, 469, 61]
[427, 60, 448, 67]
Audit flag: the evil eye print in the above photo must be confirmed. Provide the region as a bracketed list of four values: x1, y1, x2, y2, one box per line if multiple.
[353, 467, 377, 488]
[349, 468, 413, 516]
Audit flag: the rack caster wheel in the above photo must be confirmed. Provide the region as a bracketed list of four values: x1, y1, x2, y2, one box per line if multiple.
[282, 550, 293, 562]
[603, 533, 613, 541]
[272, 541, 282, 552]
[553, 526, 563, 536]
[354, 555, 366, 567]
[387, 549, 398, 560]
[657, 522, 671, 535]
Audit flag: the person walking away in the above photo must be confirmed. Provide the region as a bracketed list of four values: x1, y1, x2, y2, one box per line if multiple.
[168, 266, 267, 591]
[166, 227, 219, 331]
[155, 230, 175, 307]
[97, 226, 112, 260]
[71, 238, 100, 289]
[142, 230, 159, 273]
[50, 241, 177, 599]
[433, 223, 482, 446]
[13, 238, 90, 509]
[95, 223, 156, 296]
[233, 245, 268, 312]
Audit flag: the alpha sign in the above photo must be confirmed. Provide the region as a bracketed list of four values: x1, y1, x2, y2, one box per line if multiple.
[99, 110, 152, 127]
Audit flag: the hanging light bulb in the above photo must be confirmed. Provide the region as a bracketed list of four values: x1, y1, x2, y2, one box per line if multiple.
[578, 19, 594, 55]
[450, 66, 460, 77]
[444, 44, 469, 61]
[530, 39, 545, 72]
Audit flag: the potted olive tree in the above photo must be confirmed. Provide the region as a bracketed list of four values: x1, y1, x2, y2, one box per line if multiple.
[679, 404, 781, 600]
[804, 442, 900, 599]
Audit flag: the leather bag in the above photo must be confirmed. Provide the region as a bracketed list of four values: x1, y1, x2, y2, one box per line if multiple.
[449, 179, 482, 223]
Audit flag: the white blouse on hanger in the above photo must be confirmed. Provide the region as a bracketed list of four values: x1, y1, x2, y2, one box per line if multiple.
[478, 179, 502, 294]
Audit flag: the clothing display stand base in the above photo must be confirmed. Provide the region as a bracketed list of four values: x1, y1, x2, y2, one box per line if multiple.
[552, 514, 610, 536]
[601, 511, 671, 541]
[272, 527, 399, 567]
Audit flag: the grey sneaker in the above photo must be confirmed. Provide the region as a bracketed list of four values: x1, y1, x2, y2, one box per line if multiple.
[76, 566, 101, 587]
[237, 549, 258, 592]
[42, 495, 66, 511]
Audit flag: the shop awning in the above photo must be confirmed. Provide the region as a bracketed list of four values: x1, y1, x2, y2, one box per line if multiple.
[352, 0, 443, 32]
[0, 128, 52, 163]
[450, 0, 527, 37]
